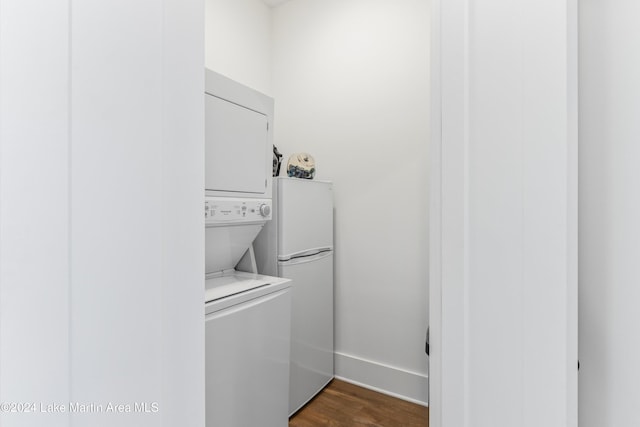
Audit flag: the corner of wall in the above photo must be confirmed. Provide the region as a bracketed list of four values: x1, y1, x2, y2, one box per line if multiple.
[334, 351, 429, 406]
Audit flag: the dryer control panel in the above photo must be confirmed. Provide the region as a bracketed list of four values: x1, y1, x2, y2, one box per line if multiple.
[205, 197, 272, 223]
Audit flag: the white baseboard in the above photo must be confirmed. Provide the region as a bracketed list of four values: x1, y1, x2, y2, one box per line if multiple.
[334, 351, 429, 406]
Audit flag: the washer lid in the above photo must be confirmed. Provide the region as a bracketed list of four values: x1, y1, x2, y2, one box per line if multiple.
[205, 223, 264, 275]
[205, 271, 291, 305]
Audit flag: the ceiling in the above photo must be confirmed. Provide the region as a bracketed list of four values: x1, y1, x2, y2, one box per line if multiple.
[261, 0, 291, 7]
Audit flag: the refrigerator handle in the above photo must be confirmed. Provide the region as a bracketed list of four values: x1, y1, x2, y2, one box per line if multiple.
[278, 246, 333, 261]
[279, 250, 332, 266]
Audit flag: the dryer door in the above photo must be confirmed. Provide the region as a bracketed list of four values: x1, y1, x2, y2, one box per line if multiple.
[205, 93, 269, 195]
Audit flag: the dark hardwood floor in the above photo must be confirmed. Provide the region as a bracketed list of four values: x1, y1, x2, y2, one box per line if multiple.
[289, 379, 428, 427]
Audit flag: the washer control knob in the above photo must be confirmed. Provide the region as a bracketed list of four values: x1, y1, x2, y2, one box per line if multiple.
[259, 204, 271, 217]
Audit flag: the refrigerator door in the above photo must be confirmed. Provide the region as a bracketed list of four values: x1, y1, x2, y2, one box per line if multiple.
[277, 178, 333, 260]
[279, 250, 334, 415]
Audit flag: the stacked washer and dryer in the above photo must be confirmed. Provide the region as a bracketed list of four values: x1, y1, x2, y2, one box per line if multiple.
[204, 70, 291, 427]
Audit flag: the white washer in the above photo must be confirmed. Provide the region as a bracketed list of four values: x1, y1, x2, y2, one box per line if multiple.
[205, 272, 290, 427]
[205, 197, 291, 427]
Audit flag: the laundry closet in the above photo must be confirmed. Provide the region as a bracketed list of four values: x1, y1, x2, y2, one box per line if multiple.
[204, 0, 430, 424]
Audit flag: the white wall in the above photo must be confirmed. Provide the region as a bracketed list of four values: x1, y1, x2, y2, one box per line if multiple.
[431, 0, 578, 426]
[272, 0, 430, 404]
[0, 1, 71, 424]
[205, 0, 273, 95]
[579, 2, 640, 426]
[0, 1, 204, 425]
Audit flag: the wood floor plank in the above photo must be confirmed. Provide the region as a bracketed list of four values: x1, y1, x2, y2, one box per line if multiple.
[289, 379, 428, 427]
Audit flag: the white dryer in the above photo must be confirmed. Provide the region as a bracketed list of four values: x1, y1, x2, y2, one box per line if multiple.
[204, 69, 273, 199]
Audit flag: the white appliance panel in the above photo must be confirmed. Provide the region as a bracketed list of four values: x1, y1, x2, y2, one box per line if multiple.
[205, 197, 272, 275]
[278, 179, 333, 260]
[206, 287, 291, 427]
[279, 251, 334, 415]
[205, 197, 272, 223]
[205, 93, 269, 195]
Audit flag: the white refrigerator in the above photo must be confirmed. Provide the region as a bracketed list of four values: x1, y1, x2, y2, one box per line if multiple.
[254, 177, 334, 416]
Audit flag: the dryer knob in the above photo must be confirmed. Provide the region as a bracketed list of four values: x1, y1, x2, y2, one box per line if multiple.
[259, 204, 271, 217]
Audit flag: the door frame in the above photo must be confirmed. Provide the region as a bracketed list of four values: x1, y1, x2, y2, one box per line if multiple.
[428, 0, 578, 425]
